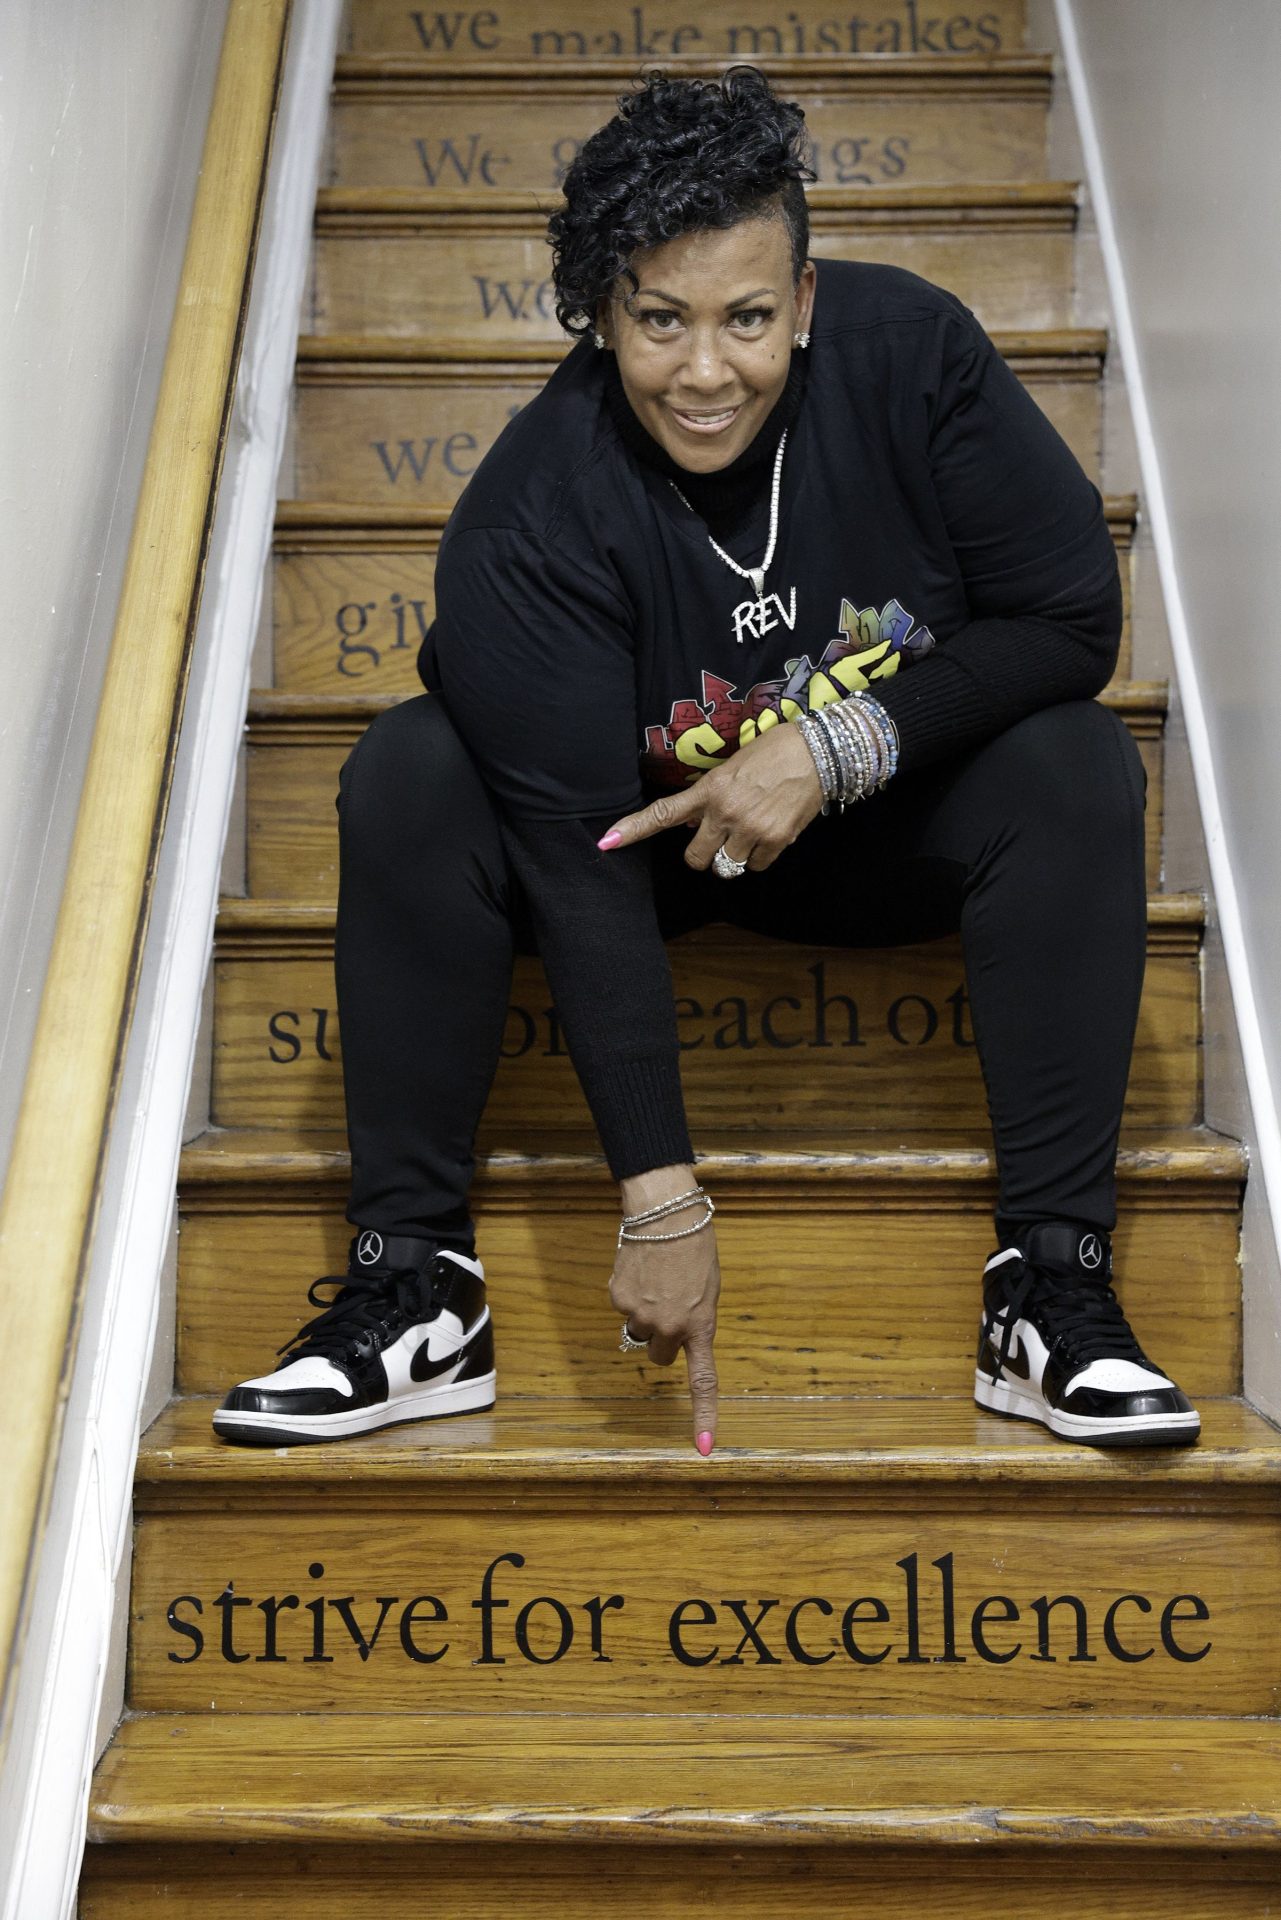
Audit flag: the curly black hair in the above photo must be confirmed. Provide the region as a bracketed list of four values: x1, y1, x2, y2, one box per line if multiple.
[547, 66, 816, 338]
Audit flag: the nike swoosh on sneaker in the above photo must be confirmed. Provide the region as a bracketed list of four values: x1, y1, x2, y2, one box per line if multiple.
[1001, 1331, 1033, 1380]
[409, 1316, 487, 1383]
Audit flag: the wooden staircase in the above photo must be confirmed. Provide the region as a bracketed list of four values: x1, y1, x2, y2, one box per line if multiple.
[80, 2, 1281, 1911]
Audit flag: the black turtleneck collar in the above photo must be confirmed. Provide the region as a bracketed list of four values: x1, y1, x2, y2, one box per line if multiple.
[601, 347, 809, 538]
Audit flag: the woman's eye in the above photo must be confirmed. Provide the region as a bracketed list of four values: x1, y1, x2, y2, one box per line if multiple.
[641, 310, 681, 331]
[733, 307, 773, 329]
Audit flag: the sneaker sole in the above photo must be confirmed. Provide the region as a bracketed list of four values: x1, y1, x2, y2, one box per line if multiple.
[974, 1371, 1201, 1448]
[211, 1371, 497, 1446]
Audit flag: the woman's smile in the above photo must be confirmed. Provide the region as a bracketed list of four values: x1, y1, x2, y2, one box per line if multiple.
[667, 401, 747, 436]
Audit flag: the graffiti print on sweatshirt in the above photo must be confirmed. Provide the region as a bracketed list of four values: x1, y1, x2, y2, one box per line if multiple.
[641, 595, 936, 789]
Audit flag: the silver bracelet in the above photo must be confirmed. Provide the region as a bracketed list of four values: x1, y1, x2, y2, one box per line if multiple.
[617, 1202, 715, 1245]
[815, 696, 899, 805]
[797, 713, 840, 810]
[621, 1183, 706, 1225]
[800, 693, 900, 818]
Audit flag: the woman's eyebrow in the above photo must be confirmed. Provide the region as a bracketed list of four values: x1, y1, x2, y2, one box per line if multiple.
[631, 285, 778, 308]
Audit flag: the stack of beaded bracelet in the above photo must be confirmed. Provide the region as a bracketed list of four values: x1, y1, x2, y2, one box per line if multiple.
[796, 690, 900, 816]
[617, 1183, 715, 1247]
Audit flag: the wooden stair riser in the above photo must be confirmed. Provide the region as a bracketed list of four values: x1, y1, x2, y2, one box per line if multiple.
[78, 1841, 1281, 1920]
[344, 0, 1028, 61]
[327, 61, 1052, 193]
[269, 502, 1136, 692]
[174, 1163, 1241, 1396]
[244, 694, 1164, 896]
[127, 1490, 1279, 1716]
[292, 343, 1104, 507]
[209, 914, 1201, 1133]
[311, 199, 1077, 337]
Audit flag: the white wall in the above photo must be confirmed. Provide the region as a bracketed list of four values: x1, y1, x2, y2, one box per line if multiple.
[1057, 0, 1281, 1411]
[0, 0, 230, 1185]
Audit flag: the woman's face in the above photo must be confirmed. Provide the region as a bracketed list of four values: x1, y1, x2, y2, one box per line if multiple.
[596, 211, 816, 474]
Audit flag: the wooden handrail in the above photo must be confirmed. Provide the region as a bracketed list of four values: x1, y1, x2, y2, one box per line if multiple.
[0, 0, 293, 1753]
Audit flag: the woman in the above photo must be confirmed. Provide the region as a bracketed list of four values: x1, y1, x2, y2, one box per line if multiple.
[213, 66, 1199, 1455]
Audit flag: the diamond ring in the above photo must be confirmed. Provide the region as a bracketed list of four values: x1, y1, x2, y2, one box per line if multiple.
[712, 846, 748, 880]
[619, 1323, 648, 1352]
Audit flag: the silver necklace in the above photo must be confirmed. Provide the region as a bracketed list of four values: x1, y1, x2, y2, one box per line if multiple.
[668, 428, 788, 619]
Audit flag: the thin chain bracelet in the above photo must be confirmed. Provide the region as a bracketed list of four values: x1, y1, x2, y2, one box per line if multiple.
[621, 1183, 707, 1225]
[618, 1199, 715, 1246]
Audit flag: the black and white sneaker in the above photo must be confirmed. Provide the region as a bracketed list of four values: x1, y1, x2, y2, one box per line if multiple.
[974, 1222, 1200, 1447]
[212, 1230, 495, 1445]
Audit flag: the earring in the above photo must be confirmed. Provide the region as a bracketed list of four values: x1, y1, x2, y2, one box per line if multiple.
[593, 331, 607, 349]
[793, 331, 811, 349]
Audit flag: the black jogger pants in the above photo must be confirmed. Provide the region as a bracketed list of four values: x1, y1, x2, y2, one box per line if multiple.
[333, 693, 1148, 1258]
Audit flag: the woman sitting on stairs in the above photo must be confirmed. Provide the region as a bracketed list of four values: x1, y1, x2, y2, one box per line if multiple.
[213, 64, 1200, 1456]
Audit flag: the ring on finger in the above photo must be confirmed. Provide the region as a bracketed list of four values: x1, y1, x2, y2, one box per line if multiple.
[619, 1322, 649, 1353]
[712, 844, 749, 881]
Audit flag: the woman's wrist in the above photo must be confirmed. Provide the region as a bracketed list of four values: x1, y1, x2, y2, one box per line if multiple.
[619, 1162, 699, 1212]
[617, 1163, 714, 1247]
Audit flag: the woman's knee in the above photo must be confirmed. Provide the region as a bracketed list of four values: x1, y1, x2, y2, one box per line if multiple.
[337, 693, 500, 845]
[967, 699, 1146, 835]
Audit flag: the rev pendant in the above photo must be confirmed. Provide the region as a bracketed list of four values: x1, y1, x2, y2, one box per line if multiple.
[669, 429, 788, 642]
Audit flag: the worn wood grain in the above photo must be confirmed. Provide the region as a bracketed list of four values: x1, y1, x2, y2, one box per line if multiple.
[88, 1712, 1281, 1838]
[139, 1393, 1280, 1492]
[77, 1839, 1281, 1919]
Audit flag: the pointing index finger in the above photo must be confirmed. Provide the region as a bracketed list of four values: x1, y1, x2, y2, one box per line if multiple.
[598, 787, 700, 850]
[684, 1323, 718, 1456]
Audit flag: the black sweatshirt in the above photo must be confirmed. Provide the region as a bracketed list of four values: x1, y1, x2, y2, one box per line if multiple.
[418, 257, 1123, 1180]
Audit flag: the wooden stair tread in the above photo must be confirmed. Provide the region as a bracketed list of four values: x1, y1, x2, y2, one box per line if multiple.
[244, 678, 1168, 725]
[315, 180, 1080, 219]
[88, 1710, 1281, 1846]
[138, 1394, 1279, 1492]
[293, 326, 1108, 364]
[333, 51, 1056, 85]
[179, 1123, 1246, 1186]
[213, 891, 1202, 937]
[273, 490, 1139, 529]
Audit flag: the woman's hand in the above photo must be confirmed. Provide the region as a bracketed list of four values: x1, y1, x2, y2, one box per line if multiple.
[598, 718, 825, 870]
[610, 1167, 720, 1453]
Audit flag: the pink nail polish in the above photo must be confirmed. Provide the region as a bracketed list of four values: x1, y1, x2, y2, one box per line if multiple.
[597, 831, 622, 849]
[696, 1431, 714, 1456]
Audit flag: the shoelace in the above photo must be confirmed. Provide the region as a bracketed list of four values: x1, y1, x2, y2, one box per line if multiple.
[983, 1257, 1151, 1383]
[274, 1267, 430, 1366]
